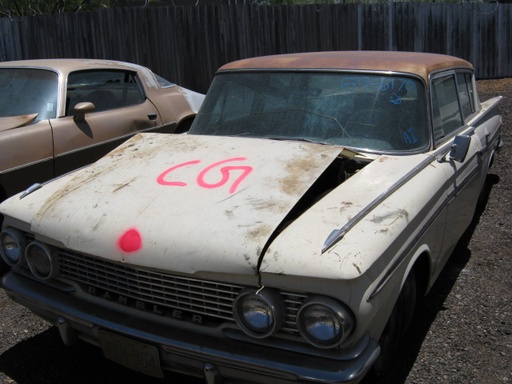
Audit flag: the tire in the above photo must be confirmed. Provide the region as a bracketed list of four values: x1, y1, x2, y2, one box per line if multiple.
[373, 270, 417, 374]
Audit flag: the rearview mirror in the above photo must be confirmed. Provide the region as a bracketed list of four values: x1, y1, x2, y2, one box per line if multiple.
[73, 102, 96, 122]
[449, 134, 471, 163]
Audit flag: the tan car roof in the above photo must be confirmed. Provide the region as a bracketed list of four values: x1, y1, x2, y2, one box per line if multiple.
[0, 58, 150, 76]
[219, 51, 473, 83]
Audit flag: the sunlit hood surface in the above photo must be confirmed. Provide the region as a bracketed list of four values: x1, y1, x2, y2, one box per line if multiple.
[3, 133, 343, 278]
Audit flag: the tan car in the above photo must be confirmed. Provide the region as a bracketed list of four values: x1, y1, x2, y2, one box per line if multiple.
[0, 59, 204, 202]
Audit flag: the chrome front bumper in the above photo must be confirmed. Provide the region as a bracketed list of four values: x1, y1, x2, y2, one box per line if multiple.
[1, 272, 380, 384]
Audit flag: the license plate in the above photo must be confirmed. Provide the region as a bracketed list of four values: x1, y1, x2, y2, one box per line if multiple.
[98, 330, 164, 378]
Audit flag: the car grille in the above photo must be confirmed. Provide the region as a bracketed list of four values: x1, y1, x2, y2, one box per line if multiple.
[56, 249, 305, 335]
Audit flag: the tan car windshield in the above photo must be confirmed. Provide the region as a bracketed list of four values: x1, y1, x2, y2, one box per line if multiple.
[0, 68, 58, 120]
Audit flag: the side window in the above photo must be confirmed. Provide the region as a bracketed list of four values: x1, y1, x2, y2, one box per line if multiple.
[431, 75, 464, 142]
[456, 72, 476, 120]
[66, 70, 145, 116]
[154, 74, 176, 88]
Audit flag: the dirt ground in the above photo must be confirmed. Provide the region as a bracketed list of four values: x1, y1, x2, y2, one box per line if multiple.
[0, 79, 511, 384]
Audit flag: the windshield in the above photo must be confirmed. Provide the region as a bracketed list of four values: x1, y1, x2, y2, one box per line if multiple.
[189, 71, 429, 153]
[0, 68, 58, 120]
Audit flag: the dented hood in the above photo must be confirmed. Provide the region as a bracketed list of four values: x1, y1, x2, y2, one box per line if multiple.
[0, 113, 38, 132]
[6, 133, 343, 278]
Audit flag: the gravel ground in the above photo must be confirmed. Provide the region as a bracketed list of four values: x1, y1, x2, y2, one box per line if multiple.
[0, 79, 511, 384]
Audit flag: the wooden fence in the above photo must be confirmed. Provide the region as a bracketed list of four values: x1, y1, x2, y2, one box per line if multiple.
[0, 3, 510, 92]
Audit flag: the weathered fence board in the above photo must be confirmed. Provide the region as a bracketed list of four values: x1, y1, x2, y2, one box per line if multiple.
[0, 3, 510, 92]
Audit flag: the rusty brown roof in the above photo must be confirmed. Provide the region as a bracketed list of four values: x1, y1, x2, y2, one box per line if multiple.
[219, 51, 473, 83]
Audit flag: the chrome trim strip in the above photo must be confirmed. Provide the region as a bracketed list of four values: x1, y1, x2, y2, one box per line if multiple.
[1, 156, 53, 175]
[19, 183, 43, 199]
[322, 149, 446, 253]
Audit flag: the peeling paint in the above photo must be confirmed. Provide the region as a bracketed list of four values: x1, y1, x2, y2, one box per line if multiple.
[224, 210, 235, 219]
[246, 224, 273, 242]
[281, 154, 320, 195]
[92, 214, 107, 232]
[339, 201, 354, 213]
[370, 209, 409, 224]
[112, 177, 138, 193]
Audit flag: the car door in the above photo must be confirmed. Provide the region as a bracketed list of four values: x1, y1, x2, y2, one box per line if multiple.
[430, 71, 488, 272]
[50, 69, 167, 176]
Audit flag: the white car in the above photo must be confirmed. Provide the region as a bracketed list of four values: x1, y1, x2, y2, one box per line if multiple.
[0, 51, 503, 384]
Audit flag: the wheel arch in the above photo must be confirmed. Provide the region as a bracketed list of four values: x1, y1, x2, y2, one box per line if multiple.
[175, 116, 196, 133]
[403, 246, 431, 300]
[0, 183, 6, 203]
[372, 247, 431, 374]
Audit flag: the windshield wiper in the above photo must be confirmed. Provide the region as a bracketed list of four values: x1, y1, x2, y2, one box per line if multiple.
[265, 136, 330, 145]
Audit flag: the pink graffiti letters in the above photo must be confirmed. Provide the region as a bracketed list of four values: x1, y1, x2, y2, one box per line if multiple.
[156, 160, 201, 187]
[157, 157, 253, 194]
[197, 158, 252, 193]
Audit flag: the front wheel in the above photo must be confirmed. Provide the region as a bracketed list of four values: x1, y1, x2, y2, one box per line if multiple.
[373, 270, 417, 374]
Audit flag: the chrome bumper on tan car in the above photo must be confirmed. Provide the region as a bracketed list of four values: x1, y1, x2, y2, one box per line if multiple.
[1, 272, 379, 384]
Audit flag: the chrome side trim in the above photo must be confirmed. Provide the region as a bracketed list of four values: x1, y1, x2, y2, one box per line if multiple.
[19, 183, 43, 199]
[0, 156, 53, 175]
[322, 150, 444, 253]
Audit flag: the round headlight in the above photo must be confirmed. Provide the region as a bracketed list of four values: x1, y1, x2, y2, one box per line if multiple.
[297, 296, 354, 349]
[25, 241, 59, 280]
[233, 288, 284, 338]
[0, 228, 27, 267]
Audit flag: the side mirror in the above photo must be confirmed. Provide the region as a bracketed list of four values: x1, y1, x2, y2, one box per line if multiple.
[73, 101, 96, 122]
[449, 134, 471, 163]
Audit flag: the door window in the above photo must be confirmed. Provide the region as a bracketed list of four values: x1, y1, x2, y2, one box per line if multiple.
[66, 70, 145, 115]
[432, 74, 464, 142]
[456, 72, 476, 121]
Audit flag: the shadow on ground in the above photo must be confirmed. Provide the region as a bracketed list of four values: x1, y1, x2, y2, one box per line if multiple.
[362, 173, 499, 384]
[0, 326, 203, 384]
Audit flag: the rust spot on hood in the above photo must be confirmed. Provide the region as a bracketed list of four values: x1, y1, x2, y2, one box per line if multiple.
[246, 223, 274, 242]
[281, 153, 323, 195]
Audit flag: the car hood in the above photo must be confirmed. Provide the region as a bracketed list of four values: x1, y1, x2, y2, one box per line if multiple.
[2, 133, 345, 281]
[0, 113, 38, 131]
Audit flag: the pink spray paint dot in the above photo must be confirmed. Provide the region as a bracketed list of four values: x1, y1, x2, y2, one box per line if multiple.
[118, 228, 142, 253]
